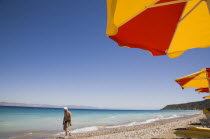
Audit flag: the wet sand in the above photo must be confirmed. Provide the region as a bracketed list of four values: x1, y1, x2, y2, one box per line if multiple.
[53, 114, 204, 139]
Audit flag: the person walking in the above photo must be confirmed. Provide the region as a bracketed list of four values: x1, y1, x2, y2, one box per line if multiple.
[63, 107, 72, 138]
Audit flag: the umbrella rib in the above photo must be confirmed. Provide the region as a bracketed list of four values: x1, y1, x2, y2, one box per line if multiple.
[148, 0, 191, 8]
[183, 77, 210, 80]
[175, 71, 205, 80]
[179, 0, 203, 22]
[207, 0, 210, 14]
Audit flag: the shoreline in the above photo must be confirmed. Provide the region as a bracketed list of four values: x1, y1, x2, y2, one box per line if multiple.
[0, 109, 202, 139]
[53, 113, 204, 139]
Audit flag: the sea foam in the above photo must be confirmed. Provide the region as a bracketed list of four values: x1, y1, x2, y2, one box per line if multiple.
[54, 114, 186, 136]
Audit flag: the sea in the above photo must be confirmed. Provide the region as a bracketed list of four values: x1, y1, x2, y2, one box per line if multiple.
[0, 106, 201, 139]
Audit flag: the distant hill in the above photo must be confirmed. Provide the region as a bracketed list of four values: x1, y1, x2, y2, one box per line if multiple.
[0, 102, 101, 109]
[161, 99, 210, 110]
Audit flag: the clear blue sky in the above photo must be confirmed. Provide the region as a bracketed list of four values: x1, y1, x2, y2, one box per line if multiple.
[0, 0, 210, 109]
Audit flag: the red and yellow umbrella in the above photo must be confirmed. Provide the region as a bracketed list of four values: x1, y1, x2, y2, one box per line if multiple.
[106, 0, 210, 58]
[203, 96, 210, 99]
[195, 87, 210, 98]
[175, 68, 210, 89]
[195, 87, 209, 93]
[175, 68, 210, 98]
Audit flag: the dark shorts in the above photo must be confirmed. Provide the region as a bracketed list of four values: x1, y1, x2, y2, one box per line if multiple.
[63, 121, 70, 130]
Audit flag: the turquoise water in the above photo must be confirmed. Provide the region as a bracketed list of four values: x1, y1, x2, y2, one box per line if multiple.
[0, 106, 201, 139]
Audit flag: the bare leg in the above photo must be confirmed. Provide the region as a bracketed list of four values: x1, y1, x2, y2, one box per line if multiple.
[65, 122, 69, 136]
[65, 128, 68, 136]
[69, 130, 71, 136]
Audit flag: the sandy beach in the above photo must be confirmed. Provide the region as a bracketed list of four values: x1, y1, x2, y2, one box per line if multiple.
[53, 114, 204, 139]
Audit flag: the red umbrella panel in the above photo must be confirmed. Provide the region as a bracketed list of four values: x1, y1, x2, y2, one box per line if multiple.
[195, 88, 209, 93]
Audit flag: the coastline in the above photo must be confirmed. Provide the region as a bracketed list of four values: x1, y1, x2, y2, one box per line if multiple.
[52, 113, 204, 139]
[1, 107, 202, 139]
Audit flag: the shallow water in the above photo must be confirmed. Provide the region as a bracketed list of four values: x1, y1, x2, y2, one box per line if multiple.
[0, 106, 201, 139]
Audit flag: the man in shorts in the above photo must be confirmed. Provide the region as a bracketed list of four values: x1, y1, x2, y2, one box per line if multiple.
[63, 107, 72, 137]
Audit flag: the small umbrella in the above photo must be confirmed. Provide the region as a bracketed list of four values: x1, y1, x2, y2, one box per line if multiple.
[195, 87, 209, 93]
[195, 88, 210, 99]
[175, 68, 210, 97]
[106, 0, 210, 58]
[203, 95, 210, 99]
